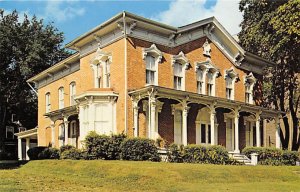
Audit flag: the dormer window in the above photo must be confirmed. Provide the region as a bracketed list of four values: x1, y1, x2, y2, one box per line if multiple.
[195, 59, 219, 96]
[142, 44, 162, 85]
[91, 47, 112, 88]
[225, 67, 238, 100]
[172, 51, 189, 91]
[244, 72, 256, 104]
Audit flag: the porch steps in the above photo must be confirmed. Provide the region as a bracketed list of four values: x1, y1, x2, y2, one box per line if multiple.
[232, 154, 252, 165]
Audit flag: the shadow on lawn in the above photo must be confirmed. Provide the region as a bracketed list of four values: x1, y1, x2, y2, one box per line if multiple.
[0, 160, 28, 169]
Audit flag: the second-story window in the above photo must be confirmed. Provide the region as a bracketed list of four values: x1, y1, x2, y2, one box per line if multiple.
[58, 87, 64, 109]
[174, 62, 183, 90]
[207, 72, 213, 96]
[45, 92, 51, 113]
[146, 55, 156, 84]
[244, 72, 256, 104]
[96, 64, 101, 88]
[226, 77, 233, 100]
[105, 60, 111, 88]
[70, 82, 76, 106]
[197, 70, 204, 94]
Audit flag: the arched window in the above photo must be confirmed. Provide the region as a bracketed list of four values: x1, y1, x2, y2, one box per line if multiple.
[69, 82, 76, 106]
[58, 87, 64, 109]
[244, 72, 256, 104]
[45, 92, 51, 112]
[224, 67, 238, 100]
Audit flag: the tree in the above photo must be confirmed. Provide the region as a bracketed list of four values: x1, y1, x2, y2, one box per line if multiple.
[0, 10, 70, 151]
[239, 0, 300, 150]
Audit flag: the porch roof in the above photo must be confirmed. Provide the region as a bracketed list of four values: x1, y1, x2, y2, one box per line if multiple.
[15, 128, 38, 139]
[128, 85, 284, 118]
[44, 105, 78, 122]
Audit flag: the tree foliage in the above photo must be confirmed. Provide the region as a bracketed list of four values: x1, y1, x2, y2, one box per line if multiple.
[0, 10, 70, 149]
[239, 0, 300, 150]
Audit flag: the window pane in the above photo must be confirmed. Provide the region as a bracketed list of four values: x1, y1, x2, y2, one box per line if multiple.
[197, 70, 203, 81]
[197, 81, 202, 94]
[201, 124, 206, 143]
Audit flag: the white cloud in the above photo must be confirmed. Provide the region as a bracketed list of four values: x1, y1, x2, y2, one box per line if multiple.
[43, 1, 86, 22]
[153, 0, 242, 35]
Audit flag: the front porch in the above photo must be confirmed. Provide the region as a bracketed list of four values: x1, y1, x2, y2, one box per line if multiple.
[129, 85, 282, 154]
[15, 128, 38, 160]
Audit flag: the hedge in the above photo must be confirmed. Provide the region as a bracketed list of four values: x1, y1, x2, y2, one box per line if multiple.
[27, 147, 60, 160]
[167, 144, 240, 165]
[84, 131, 126, 160]
[121, 138, 160, 162]
[242, 147, 299, 166]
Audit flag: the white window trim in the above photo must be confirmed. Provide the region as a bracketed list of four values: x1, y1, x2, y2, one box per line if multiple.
[224, 67, 238, 100]
[142, 44, 163, 86]
[91, 47, 112, 88]
[172, 51, 189, 91]
[244, 72, 256, 104]
[195, 59, 219, 96]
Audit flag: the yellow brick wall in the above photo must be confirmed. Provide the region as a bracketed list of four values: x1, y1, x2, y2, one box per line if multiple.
[37, 39, 125, 147]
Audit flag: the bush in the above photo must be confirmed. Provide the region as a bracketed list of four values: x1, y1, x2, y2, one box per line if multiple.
[60, 148, 86, 160]
[121, 138, 160, 162]
[84, 131, 126, 160]
[168, 144, 232, 165]
[27, 147, 59, 160]
[60, 145, 76, 153]
[242, 147, 299, 166]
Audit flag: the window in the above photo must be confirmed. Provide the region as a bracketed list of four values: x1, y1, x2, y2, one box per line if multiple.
[96, 64, 101, 88]
[200, 123, 211, 144]
[105, 60, 111, 88]
[196, 70, 204, 94]
[59, 124, 64, 139]
[70, 121, 77, 137]
[174, 62, 183, 90]
[45, 92, 51, 112]
[70, 82, 76, 106]
[201, 124, 206, 143]
[6, 126, 14, 139]
[245, 83, 251, 104]
[146, 55, 156, 84]
[207, 72, 213, 96]
[226, 77, 233, 100]
[58, 87, 64, 109]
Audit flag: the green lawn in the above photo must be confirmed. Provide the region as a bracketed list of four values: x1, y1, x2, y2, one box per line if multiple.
[0, 160, 300, 192]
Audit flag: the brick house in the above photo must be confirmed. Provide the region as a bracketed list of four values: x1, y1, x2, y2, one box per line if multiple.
[25, 12, 282, 156]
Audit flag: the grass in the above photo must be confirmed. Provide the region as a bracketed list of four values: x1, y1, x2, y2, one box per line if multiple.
[0, 160, 300, 192]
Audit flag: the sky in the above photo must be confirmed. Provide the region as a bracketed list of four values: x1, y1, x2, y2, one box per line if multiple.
[0, 0, 243, 46]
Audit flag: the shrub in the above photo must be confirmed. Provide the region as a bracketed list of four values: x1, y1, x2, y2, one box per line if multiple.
[167, 144, 184, 163]
[27, 147, 47, 160]
[84, 131, 126, 160]
[60, 145, 76, 153]
[60, 148, 85, 160]
[242, 147, 299, 166]
[121, 138, 160, 162]
[27, 147, 59, 160]
[39, 148, 60, 159]
[167, 144, 232, 165]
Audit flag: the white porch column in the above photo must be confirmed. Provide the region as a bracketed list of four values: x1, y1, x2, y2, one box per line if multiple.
[133, 99, 139, 137]
[182, 103, 190, 146]
[250, 122, 254, 147]
[210, 104, 216, 145]
[234, 109, 240, 153]
[25, 138, 30, 160]
[150, 98, 157, 140]
[78, 105, 84, 148]
[256, 113, 261, 147]
[18, 138, 22, 160]
[50, 120, 55, 147]
[64, 117, 69, 146]
[88, 97, 95, 131]
[275, 116, 281, 149]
